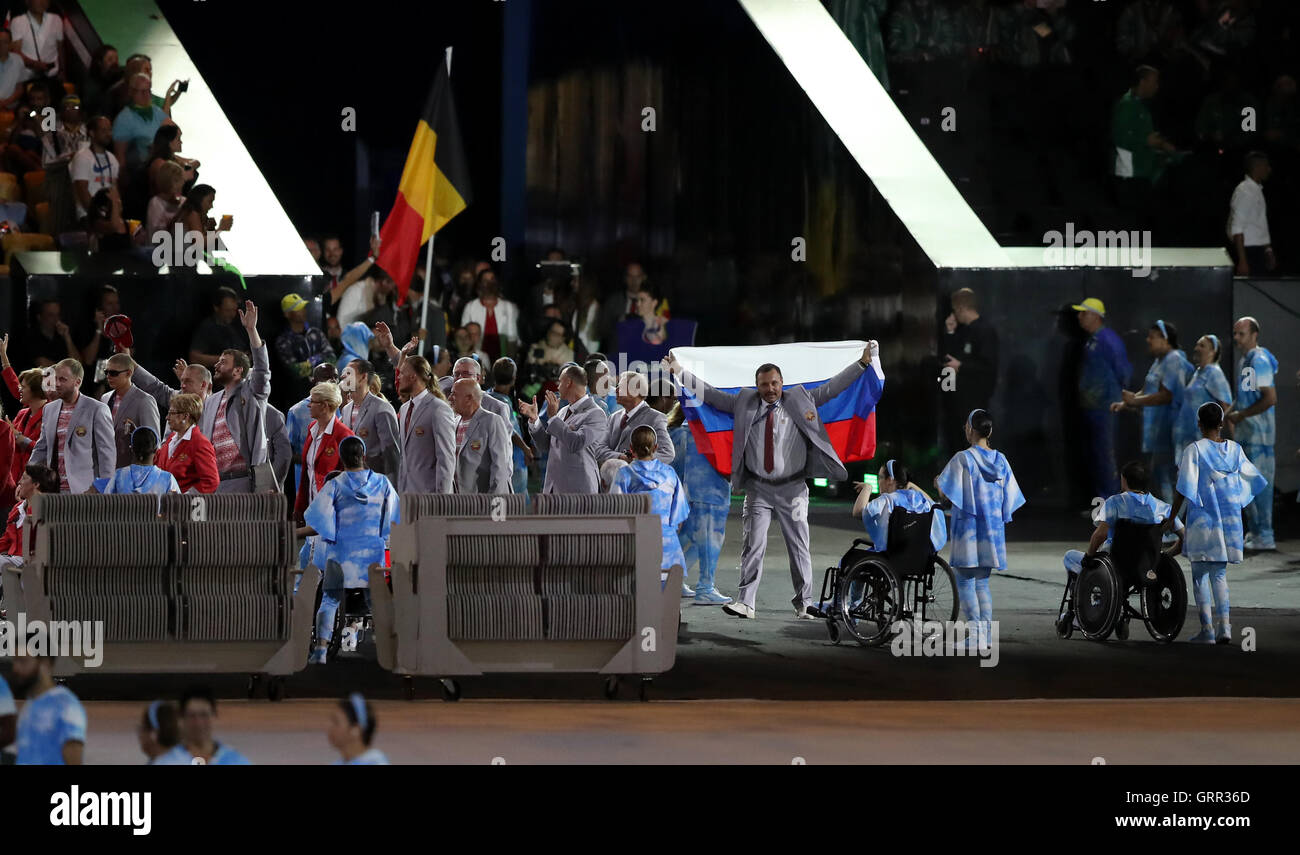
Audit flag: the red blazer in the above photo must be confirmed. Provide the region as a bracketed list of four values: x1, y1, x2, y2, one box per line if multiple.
[0, 500, 25, 556]
[0, 419, 15, 510]
[295, 418, 353, 516]
[155, 428, 220, 494]
[10, 405, 42, 485]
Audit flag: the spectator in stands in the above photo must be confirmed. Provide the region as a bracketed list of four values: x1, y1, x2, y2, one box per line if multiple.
[100, 353, 161, 470]
[1265, 74, 1298, 151]
[154, 392, 218, 494]
[294, 381, 352, 523]
[10, 0, 64, 83]
[4, 80, 47, 177]
[320, 234, 345, 288]
[40, 93, 87, 169]
[460, 268, 519, 364]
[200, 301, 269, 493]
[77, 284, 121, 379]
[153, 686, 250, 765]
[431, 343, 452, 379]
[1112, 65, 1178, 225]
[145, 160, 184, 239]
[0, 336, 46, 486]
[26, 299, 78, 368]
[1116, 0, 1184, 63]
[80, 43, 120, 119]
[0, 29, 27, 110]
[287, 363, 337, 490]
[991, 0, 1076, 68]
[30, 357, 115, 494]
[443, 261, 477, 322]
[1228, 151, 1274, 277]
[189, 287, 249, 369]
[112, 73, 169, 173]
[329, 694, 389, 765]
[526, 318, 574, 384]
[106, 54, 176, 118]
[572, 273, 601, 354]
[10, 651, 86, 766]
[136, 700, 179, 764]
[1192, 0, 1256, 58]
[1195, 65, 1259, 151]
[101, 426, 179, 495]
[518, 364, 605, 494]
[395, 355, 455, 494]
[332, 236, 387, 327]
[462, 321, 492, 370]
[339, 358, 399, 478]
[598, 262, 649, 352]
[145, 123, 198, 197]
[303, 236, 321, 263]
[449, 377, 512, 494]
[275, 293, 334, 400]
[175, 183, 230, 245]
[887, 0, 957, 63]
[70, 115, 118, 221]
[85, 185, 130, 251]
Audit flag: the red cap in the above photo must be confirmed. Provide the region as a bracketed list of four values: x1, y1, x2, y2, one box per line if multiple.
[104, 314, 133, 350]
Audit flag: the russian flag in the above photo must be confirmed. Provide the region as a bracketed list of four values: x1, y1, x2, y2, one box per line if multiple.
[673, 341, 884, 477]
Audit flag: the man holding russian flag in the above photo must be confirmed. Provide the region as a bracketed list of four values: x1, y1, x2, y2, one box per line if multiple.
[664, 340, 884, 620]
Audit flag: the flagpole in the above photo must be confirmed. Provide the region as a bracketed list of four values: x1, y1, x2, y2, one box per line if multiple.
[419, 46, 453, 355]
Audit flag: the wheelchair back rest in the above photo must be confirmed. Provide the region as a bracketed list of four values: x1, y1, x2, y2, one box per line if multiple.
[883, 509, 934, 575]
[1109, 519, 1163, 584]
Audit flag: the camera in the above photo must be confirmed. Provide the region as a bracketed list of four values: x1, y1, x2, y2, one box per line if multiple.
[177, 79, 190, 94]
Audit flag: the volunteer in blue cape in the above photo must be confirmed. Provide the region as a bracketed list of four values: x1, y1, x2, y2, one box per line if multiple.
[1173, 335, 1232, 469]
[98, 427, 180, 495]
[1111, 320, 1192, 504]
[1167, 402, 1267, 644]
[154, 685, 250, 765]
[935, 409, 1025, 649]
[609, 425, 689, 582]
[302, 435, 399, 665]
[329, 694, 389, 765]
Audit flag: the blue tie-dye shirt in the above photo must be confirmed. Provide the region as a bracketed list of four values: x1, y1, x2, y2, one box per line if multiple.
[304, 469, 400, 588]
[103, 464, 180, 495]
[1078, 326, 1131, 410]
[1233, 346, 1278, 447]
[610, 458, 690, 570]
[861, 488, 948, 553]
[334, 748, 390, 765]
[1173, 363, 1232, 453]
[669, 424, 730, 507]
[937, 446, 1026, 570]
[1096, 491, 1183, 552]
[1176, 438, 1268, 563]
[1141, 350, 1193, 453]
[154, 742, 251, 765]
[16, 685, 87, 765]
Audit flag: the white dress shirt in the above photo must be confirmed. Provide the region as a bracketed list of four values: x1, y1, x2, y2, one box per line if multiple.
[305, 418, 335, 501]
[401, 388, 431, 436]
[168, 425, 194, 457]
[744, 400, 805, 480]
[1227, 176, 1270, 247]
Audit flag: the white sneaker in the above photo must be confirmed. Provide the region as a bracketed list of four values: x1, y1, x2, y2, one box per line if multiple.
[793, 605, 819, 620]
[681, 583, 696, 599]
[722, 602, 756, 619]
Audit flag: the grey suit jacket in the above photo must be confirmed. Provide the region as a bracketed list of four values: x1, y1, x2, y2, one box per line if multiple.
[531, 394, 607, 494]
[132, 362, 183, 413]
[397, 390, 456, 494]
[437, 376, 513, 424]
[198, 343, 272, 470]
[100, 385, 162, 468]
[679, 360, 866, 492]
[341, 393, 401, 476]
[454, 407, 512, 494]
[31, 393, 116, 494]
[601, 403, 674, 464]
[264, 403, 292, 488]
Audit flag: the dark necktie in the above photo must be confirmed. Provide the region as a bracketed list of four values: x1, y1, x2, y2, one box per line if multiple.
[620, 412, 629, 433]
[764, 404, 775, 474]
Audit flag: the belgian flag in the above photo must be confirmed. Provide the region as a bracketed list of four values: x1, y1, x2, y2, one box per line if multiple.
[378, 51, 472, 305]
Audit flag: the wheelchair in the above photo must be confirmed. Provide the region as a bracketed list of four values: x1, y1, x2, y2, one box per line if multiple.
[817, 509, 958, 646]
[1055, 520, 1187, 643]
[310, 560, 376, 662]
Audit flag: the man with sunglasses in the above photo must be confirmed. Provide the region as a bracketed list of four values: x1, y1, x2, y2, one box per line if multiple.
[99, 352, 160, 469]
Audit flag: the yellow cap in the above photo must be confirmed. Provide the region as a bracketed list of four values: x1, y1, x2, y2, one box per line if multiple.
[1071, 297, 1106, 317]
[280, 293, 309, 313]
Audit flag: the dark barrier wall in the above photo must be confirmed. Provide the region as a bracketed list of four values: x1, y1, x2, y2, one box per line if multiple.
[8, 252, 314, 415]
[1233, 279, 1300, 494]
[935, 265, 1233, 511]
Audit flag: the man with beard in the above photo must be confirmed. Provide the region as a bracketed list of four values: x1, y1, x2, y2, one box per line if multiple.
[196, 300, 269, 492]
[395, 355, 455, 494]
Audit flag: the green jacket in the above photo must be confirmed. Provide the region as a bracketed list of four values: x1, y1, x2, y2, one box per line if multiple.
[1112, 90, 1157, 180]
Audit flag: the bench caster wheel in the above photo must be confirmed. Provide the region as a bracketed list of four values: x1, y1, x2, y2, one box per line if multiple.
[827, 620, 841, 644]
[403, 676, 415, 700]
[440, 678, 461, 702]
[267, 677, 285, 702]
[638, 677, 651, 702]
[247, 674, 262, 699]
[603, 676, 620, 700]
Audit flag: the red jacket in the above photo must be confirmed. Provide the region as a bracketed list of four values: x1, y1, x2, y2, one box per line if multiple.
[0, 500, 29, 557]
[10, 404, 42, 486]
[155, 427, 220, 494]
[295, 418, 353, 516]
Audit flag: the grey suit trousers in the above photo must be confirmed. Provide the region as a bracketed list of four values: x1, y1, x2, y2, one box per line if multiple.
[737, 476, 812, 610]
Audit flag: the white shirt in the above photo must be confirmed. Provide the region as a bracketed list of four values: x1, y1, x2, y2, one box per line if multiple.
[69, 147, 119, 218]
[335, 277, 376, 328]
[0, 52, 25, 103]
[460, 298, 520, 342]
[305, 418, 335, 500]
[400, 388, 430, 439]
[1227, 176, 1270, 247]
[11, 10, 64, 81]
[744, 400, 804, 480]
[168, 425, 194, 457]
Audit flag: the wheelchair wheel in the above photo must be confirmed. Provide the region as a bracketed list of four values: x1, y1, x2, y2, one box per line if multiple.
[837, 558, 900, 647]
[1141, 555, 1187, 643]
[1075, 559, 1120, 641]
[327, 607, 344, 662]
[926, 557, 958, 623]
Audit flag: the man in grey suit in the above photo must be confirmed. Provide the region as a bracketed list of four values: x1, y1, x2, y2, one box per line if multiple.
[448, 378, 512, 494]
[31, 358, 116, 494]
[598, 370, 674, 488]
[439, 356, 531, 462]
[131, 358, 212, 424]
[197, 301, 270, 493]
[264, 403, 292, 492]
[340, 359, 400, 478]
[518, 364, 608, 494]
[665, 341, 880, 619]
[100, 353, 161, 469]
[395, 355, 456, 494]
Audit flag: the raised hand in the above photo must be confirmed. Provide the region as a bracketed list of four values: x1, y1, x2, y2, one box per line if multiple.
[238, 300, 258, 332]
[661, 353, 679, 375]
[544, 389, 561, 419]
[373, 322, 393, 351]
[400, 336, 419, 357]
[173, 358, 188, 381]
[517, 396, 539, 422]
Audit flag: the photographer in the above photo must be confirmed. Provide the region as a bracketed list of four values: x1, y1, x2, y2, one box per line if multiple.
[525, 317, 575, 396]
